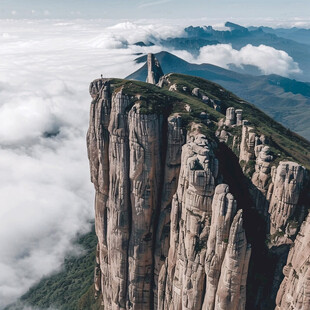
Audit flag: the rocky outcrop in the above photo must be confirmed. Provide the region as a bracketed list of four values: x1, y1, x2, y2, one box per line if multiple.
[192, 87, 201, 98]
[225, 107, 235, 126]
[275, 213, 310, 310]
[157, 133, 250, 310]
[251, 146, 273, 215]
[239, 125, 256, 163]
[216, 104, 309, 309]
[87, 74, 310, 310]
[268, 161, 306, 238]
[235, 109, 243, 126]
[146, 53, 164, 85]
[203, 187, 251, 310]
[225, 107, 242, 127]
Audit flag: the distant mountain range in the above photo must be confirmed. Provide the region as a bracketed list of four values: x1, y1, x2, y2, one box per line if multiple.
[248, 26, 310, 46]
[152, 22, 310, 82]
[126, 51, 310, 140]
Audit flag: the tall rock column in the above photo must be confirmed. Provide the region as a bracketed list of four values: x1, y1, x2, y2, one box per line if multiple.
[268, 161, 306, 237]
[146, 53, 164, 85]
[225, 107, 236, 126]
[203, 184, 237, 309]
[251, 146, 273, 216]
[214, 210, 251, 310]
[153, 114, 185, 308]
[158, 131, 251, 310]
[106, 90, 132, 309]
[127, 104, 163, 309]
[159, 133, 218, 310]
[239, 125, 256, 163]
[87, 79, 112, 299]
[87, 81, 170, 309]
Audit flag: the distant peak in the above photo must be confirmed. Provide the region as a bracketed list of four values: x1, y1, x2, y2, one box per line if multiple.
[225, 21, 248, 32]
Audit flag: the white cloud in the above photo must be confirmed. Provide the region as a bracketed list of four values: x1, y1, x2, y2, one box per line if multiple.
[107, 21, 185, 44]
[186, 44, 301, 77]
[0, 19, 142, 309]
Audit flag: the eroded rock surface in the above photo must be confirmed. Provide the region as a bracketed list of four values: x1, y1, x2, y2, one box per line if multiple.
[275, 213, 310, 310]
[239, 125, 256, 163]
[157, 134, 250, 310]
[268, 161, 306, 237]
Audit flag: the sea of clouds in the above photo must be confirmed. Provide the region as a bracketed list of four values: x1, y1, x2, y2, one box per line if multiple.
[0, 19, 302, 309]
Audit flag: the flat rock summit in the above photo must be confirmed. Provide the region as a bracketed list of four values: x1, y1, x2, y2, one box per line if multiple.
[86, 54, 310, 310]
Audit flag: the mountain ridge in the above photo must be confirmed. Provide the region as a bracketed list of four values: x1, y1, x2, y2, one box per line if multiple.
[127, 51, 310, 141]
[159, 22, 310, 82]
[85, 69, 309, 309]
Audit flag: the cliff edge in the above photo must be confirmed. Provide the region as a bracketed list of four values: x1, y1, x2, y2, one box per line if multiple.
[87, 56, 310, 310]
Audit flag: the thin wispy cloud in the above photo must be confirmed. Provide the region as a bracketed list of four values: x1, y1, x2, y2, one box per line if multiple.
[139, 0, 173, 9]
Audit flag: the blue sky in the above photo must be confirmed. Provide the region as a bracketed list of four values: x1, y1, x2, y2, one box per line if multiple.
[0, 0, 309, 22]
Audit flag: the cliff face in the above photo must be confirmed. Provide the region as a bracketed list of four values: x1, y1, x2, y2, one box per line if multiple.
[87, 79, 251, 309]
[87, 63, 310, 310]
[275, 213, 310, 310]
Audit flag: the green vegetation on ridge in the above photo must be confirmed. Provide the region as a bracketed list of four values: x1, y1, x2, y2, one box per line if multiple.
[114, 73, 310, 168]
[6, 226, 98, 310]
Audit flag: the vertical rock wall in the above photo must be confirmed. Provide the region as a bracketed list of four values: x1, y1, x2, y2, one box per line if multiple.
[153, 114, 185, 308]
[268, 161, 306, 237]
[88, 81, 167, 309]
[158, 133, 250, 310]
[275, 213, 310, 310]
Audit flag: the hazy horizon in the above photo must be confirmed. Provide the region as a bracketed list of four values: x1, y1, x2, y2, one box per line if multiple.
[0, 0, 310, 28]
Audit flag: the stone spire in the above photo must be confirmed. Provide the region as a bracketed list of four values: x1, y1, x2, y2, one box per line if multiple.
[146, 53, 164, 84]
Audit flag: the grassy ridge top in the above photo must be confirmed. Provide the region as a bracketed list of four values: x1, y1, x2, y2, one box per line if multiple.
[110, 73, 310, 169]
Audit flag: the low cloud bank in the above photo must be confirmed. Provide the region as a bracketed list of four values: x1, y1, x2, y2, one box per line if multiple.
[171, 43, 302, 77]
[0, 19, 143, 308]
[195, 44, 301, 76]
